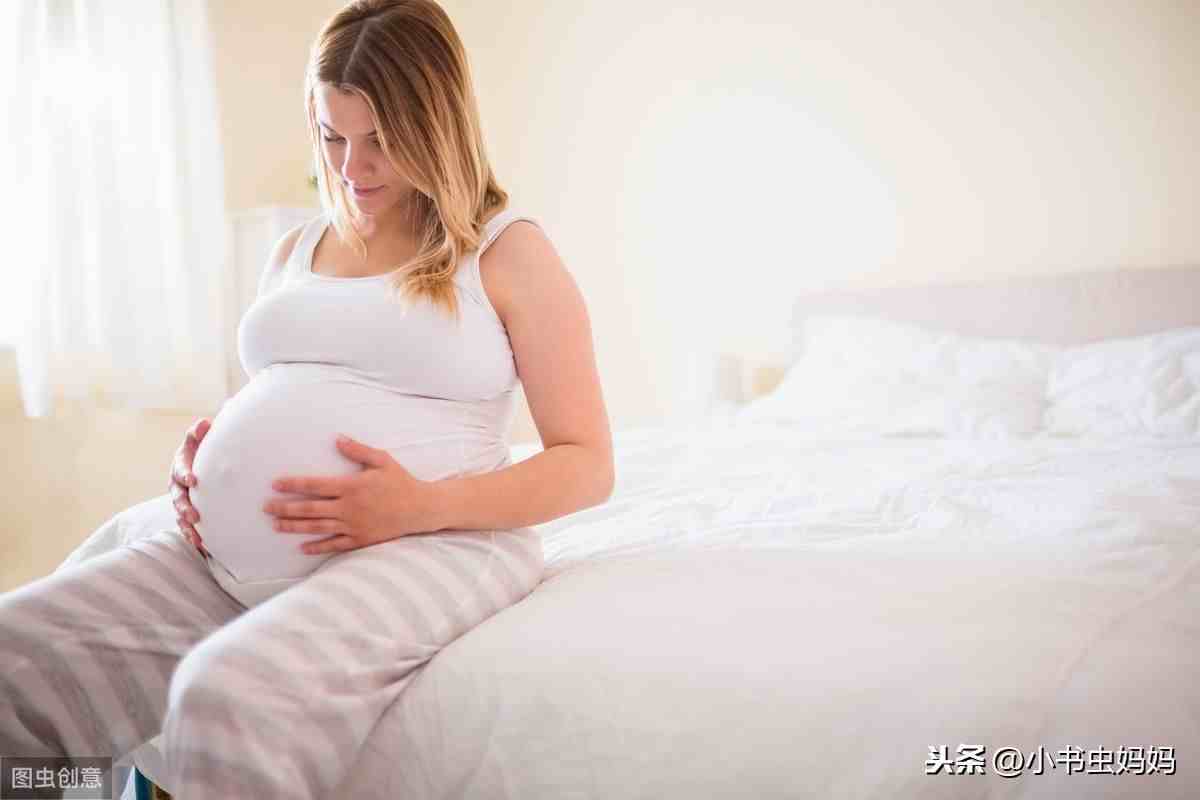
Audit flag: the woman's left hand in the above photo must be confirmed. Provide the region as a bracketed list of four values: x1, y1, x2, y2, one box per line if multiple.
[264, 434, 444, 555]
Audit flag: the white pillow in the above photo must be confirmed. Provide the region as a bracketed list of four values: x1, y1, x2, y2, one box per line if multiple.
[738, 315, 1059, 438]
[1045, 327, 1200, 438]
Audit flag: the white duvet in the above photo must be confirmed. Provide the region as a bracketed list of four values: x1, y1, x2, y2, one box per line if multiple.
[71, 422, 1200, 799]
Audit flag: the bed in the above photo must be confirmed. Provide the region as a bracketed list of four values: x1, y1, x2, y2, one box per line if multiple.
[62, 264, 1200, 799]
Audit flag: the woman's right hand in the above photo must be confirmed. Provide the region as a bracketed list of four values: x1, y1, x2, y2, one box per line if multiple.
[170, 417, 212, 557]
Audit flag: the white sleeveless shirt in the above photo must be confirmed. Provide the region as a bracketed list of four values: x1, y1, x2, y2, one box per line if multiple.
[189, 207, 541, 604]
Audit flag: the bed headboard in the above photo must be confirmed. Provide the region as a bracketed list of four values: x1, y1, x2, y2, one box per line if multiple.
[726, 265, 1200, 405]
[788, 264, 1200, 357]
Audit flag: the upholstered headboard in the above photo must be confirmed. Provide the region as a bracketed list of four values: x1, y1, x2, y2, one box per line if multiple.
[789, 264, 1200, 355]
[732, 265, 1200, 404]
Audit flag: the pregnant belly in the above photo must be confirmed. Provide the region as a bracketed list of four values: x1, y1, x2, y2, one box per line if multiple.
[189, 364, 493, 583]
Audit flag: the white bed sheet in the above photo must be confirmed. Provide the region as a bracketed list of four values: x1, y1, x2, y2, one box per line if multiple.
[69, 422, 1200, 798]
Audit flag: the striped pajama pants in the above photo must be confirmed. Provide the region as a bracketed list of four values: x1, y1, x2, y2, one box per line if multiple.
[0, 525, 544, 799]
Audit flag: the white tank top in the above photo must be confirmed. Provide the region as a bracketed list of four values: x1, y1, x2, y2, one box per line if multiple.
[189, 207, 542, 599]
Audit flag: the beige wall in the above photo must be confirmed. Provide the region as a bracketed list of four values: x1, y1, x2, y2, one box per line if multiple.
[445, 0, 1199, 419]
[213, 1, 344, 211]
[4, 0, 1198, 591]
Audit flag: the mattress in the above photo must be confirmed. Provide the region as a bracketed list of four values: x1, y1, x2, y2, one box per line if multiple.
[73, 421, 1200, 798]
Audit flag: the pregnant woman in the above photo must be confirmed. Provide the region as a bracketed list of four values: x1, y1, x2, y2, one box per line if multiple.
[0, 1, 613, 798]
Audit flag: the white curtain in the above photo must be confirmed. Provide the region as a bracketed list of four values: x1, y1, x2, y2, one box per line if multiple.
[3, 0, 230, 418]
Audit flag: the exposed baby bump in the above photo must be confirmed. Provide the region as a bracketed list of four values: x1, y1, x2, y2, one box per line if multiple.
[186, 369, 484, 583]
[190, 416, 352, 582]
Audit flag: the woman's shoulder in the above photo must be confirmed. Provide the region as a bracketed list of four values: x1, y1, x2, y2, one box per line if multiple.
[480, 207, 544, 249]
[256, 218, 320, 298]
[475, 210, 557, 326]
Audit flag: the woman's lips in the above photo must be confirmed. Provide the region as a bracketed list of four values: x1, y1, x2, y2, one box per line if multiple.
[352, 184, 383, 196]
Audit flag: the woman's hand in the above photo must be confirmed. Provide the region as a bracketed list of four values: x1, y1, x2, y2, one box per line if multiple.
[264, 434, 445, 555]
[169, 417, 212, 556]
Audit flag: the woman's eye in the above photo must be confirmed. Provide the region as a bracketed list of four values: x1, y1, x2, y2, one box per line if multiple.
[322, 136, 380, 148]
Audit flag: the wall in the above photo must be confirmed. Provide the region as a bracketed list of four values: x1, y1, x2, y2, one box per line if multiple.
[442, 0, 1199, 419]
[3, 0, 1198, 591]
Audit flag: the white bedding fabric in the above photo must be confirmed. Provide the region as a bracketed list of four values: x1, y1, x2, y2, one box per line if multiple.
[1046, 326, 1200, 438]
[740, 315, 1061, 438]
[69, 423, 1200, 799]
[740, 316, 1200, 443]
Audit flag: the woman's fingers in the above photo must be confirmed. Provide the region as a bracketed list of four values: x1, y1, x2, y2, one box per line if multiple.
[186, 531, 208, 557]
[170, 438, 200, 489]
[170, 460, 195, 490]
[187, 416, 211, 441]
[181, 420, 210, 475]
[186, 418, 211, 454]
[170, 417, 214, 557]
[175, 418, 212, 477]
[171, 492, 200, 523]
[170, 449, 189, 486]
[179, 518, 207, 553]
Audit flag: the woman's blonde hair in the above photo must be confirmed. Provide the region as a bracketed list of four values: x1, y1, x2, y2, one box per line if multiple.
[305, 0, 508, 322]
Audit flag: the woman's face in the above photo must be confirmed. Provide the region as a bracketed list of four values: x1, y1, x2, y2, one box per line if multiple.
[314, 83, 411, 218]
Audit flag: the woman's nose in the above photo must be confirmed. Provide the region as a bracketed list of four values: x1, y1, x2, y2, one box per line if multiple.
[340, 143, 374, 183]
